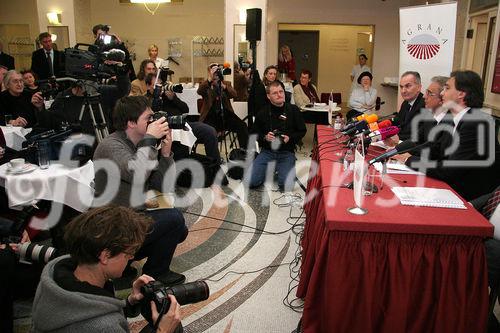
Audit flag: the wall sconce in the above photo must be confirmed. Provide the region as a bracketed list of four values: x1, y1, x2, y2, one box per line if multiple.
[51, 34, 58, 42]
[47, 12, 62, 25]
[369, 33, 373, 43]
[239, 9, 247, 24]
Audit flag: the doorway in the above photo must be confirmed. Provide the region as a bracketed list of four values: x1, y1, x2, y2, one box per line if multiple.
[279, 31, 319, 86]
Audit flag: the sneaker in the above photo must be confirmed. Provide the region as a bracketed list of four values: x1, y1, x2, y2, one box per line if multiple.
[156, 270, 186, 287]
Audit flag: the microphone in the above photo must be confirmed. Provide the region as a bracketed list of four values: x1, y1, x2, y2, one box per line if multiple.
[368, 140, 430, 165]
[368, 119, 392, 131]
[377, 112, 398, 121]
[343, 114, 378, 134]
[367, 126, 399, 143]
[342, 120, 368, 136]
[223, 62, 231, 68]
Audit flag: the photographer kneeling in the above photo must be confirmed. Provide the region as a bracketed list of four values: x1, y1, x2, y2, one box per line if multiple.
[31, 206, 182, 333]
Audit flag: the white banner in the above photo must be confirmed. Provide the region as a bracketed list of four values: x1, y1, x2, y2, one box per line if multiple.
[399, 2, 457, 89]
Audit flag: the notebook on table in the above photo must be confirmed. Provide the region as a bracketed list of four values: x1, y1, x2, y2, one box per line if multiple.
[391, 187, 467, 209]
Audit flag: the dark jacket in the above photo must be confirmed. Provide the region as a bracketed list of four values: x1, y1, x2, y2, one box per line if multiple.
[393, 92, 426, 141]
[0, 90, 38, 127]
[253, 102, 306, 153]
[31, 48, 64, 80]
[423, 108, 500, 201]
[0, 52, 15, 70]
[197, 80, 237, 122]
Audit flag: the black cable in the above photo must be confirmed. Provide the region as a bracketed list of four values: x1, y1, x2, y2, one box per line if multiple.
[204, 262, 292, 282]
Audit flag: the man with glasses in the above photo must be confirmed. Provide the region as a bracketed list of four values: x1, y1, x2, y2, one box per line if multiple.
[393, 76, 451, 164]
[248, 81, 306, 192]
[393, 71, 425, 141]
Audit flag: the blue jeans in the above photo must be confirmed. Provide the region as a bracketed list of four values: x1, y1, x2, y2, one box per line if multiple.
[248, 149, 296, 192]
[134, 208, 188, 278]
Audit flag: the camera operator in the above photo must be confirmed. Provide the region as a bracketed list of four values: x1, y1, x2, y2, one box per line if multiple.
[144, 73, 222, 163]
[92, 24, 136, 82]
[248, 81, 306, 193]
[198, 63, 249, 150]
[49, 60, 131, 134]
[0, 225, 43, 333]
[31, 206, 182, 333]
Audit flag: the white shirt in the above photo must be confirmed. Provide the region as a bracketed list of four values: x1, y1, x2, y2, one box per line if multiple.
[349, 87, 377, 112]
[433, 110, 447, 123]
[452, 107, 470, 132]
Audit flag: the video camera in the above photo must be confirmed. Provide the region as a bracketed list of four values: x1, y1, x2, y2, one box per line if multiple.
[151, 111, 187, 130]
[140, 280, 209, 326]
[65, 43, 127, 80]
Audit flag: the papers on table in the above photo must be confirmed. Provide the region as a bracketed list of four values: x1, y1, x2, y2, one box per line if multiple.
[373, 161, 424, 175]
[392, 187, 467, 209]
[370, 139, 402, 150]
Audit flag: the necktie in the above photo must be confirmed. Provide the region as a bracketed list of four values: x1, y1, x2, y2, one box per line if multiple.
[482, 190, 500, 220]
[46, 51, 54, 76]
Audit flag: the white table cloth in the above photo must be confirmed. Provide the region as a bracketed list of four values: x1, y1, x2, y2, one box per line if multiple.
[1, 126, 32, 150]
[0, 160, 94, 212]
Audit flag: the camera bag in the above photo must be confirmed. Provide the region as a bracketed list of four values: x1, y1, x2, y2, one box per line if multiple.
[176, 153, 219, 188]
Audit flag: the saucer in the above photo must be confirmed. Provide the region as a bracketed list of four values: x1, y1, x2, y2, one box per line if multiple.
[7, 163, 37, 175]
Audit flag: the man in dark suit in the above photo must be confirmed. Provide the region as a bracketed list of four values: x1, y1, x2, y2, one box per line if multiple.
[30, 32, 64, 80]
[392, 71, 426, 141]
[0, 41, 15, 70]
[420, 70, 499, 201]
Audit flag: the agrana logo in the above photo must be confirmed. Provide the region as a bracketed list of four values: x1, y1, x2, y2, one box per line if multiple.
[402, 24, 448, 60]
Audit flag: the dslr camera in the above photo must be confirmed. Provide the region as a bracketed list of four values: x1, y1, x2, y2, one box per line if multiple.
[140, 280, 209, 326]
[212, 63, 232, 81]
[151, 111, 187, 130]
[272, 129, 285, 140]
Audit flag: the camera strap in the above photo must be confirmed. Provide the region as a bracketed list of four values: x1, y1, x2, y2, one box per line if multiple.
[152, 300, 169, 332]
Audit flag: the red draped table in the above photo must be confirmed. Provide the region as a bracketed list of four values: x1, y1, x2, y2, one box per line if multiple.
[298, 125, 493, 333]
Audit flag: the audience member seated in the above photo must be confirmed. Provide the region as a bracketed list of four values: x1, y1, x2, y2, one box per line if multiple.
[30, 32, 64, 80]
[254, 65, 289, 115]
[148, 44, 167, 69]
[249, 81, 306, 192]
[392, 71, 425, 141]
[278, 45, 296, 83]
[347, 71, 377, 120]
[31, 206, 182, 333]
[144, 73, 221, 162]
[21, 70, 39, 96]
[399, 70, 499, 201]
[0, 70, 42, 127]
[93, 96, 188, 286]
[392, 76, 451, 164]
[350, 54, 371, 91]
[0, 41, 15, 70]
[131, 59, 156, 96]
[50, 63, 130, 134]
[197, 63, 249, 150]
[233, 61, 249, 102]
[293, 69, 319, 109]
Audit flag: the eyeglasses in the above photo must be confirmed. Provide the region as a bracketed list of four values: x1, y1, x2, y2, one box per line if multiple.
[425, 89, 440, 97]
[11, 79, 24, 85]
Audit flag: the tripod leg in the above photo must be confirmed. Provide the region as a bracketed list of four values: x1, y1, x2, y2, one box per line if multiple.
[87, 104, 104, 143]
[97, 103, 110, 137]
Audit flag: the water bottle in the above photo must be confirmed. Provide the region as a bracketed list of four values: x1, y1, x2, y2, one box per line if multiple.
[334, 116, 342, 130]
[37, 139, 51, 169]
[328, 91, 335, 126]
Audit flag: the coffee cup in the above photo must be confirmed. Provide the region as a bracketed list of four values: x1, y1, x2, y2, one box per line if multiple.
[10, 158, 25, 171]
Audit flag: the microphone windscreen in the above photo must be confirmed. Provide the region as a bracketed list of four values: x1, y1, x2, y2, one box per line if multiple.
[365, 114, 379, 124]
[380, 126, 399, 138]
[223, 62, 231, 68]
[356, 114, 366, 121]
[378, 120, 392, 128]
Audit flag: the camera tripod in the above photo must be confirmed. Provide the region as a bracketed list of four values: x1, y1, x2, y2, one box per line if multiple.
[78, 93, 110, 143]
[214, 79, 239, 161]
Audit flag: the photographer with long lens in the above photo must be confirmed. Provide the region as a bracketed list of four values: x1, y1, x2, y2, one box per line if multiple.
[198, 63, 249, 150]
[31, 206, 182, 333]
[144, 72, 222, 164]
[93, 95, 188, 287]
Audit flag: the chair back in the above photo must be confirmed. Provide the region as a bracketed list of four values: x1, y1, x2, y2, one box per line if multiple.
[197, 99, 203, 114]
[320, 93, 342, 104]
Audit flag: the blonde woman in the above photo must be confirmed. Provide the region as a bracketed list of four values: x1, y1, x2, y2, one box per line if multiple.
[147, 44, 167, 69]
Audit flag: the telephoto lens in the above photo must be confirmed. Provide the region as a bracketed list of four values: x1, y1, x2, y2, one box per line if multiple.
[140, 280, 209, 326]
[18, 242, 59, 264]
